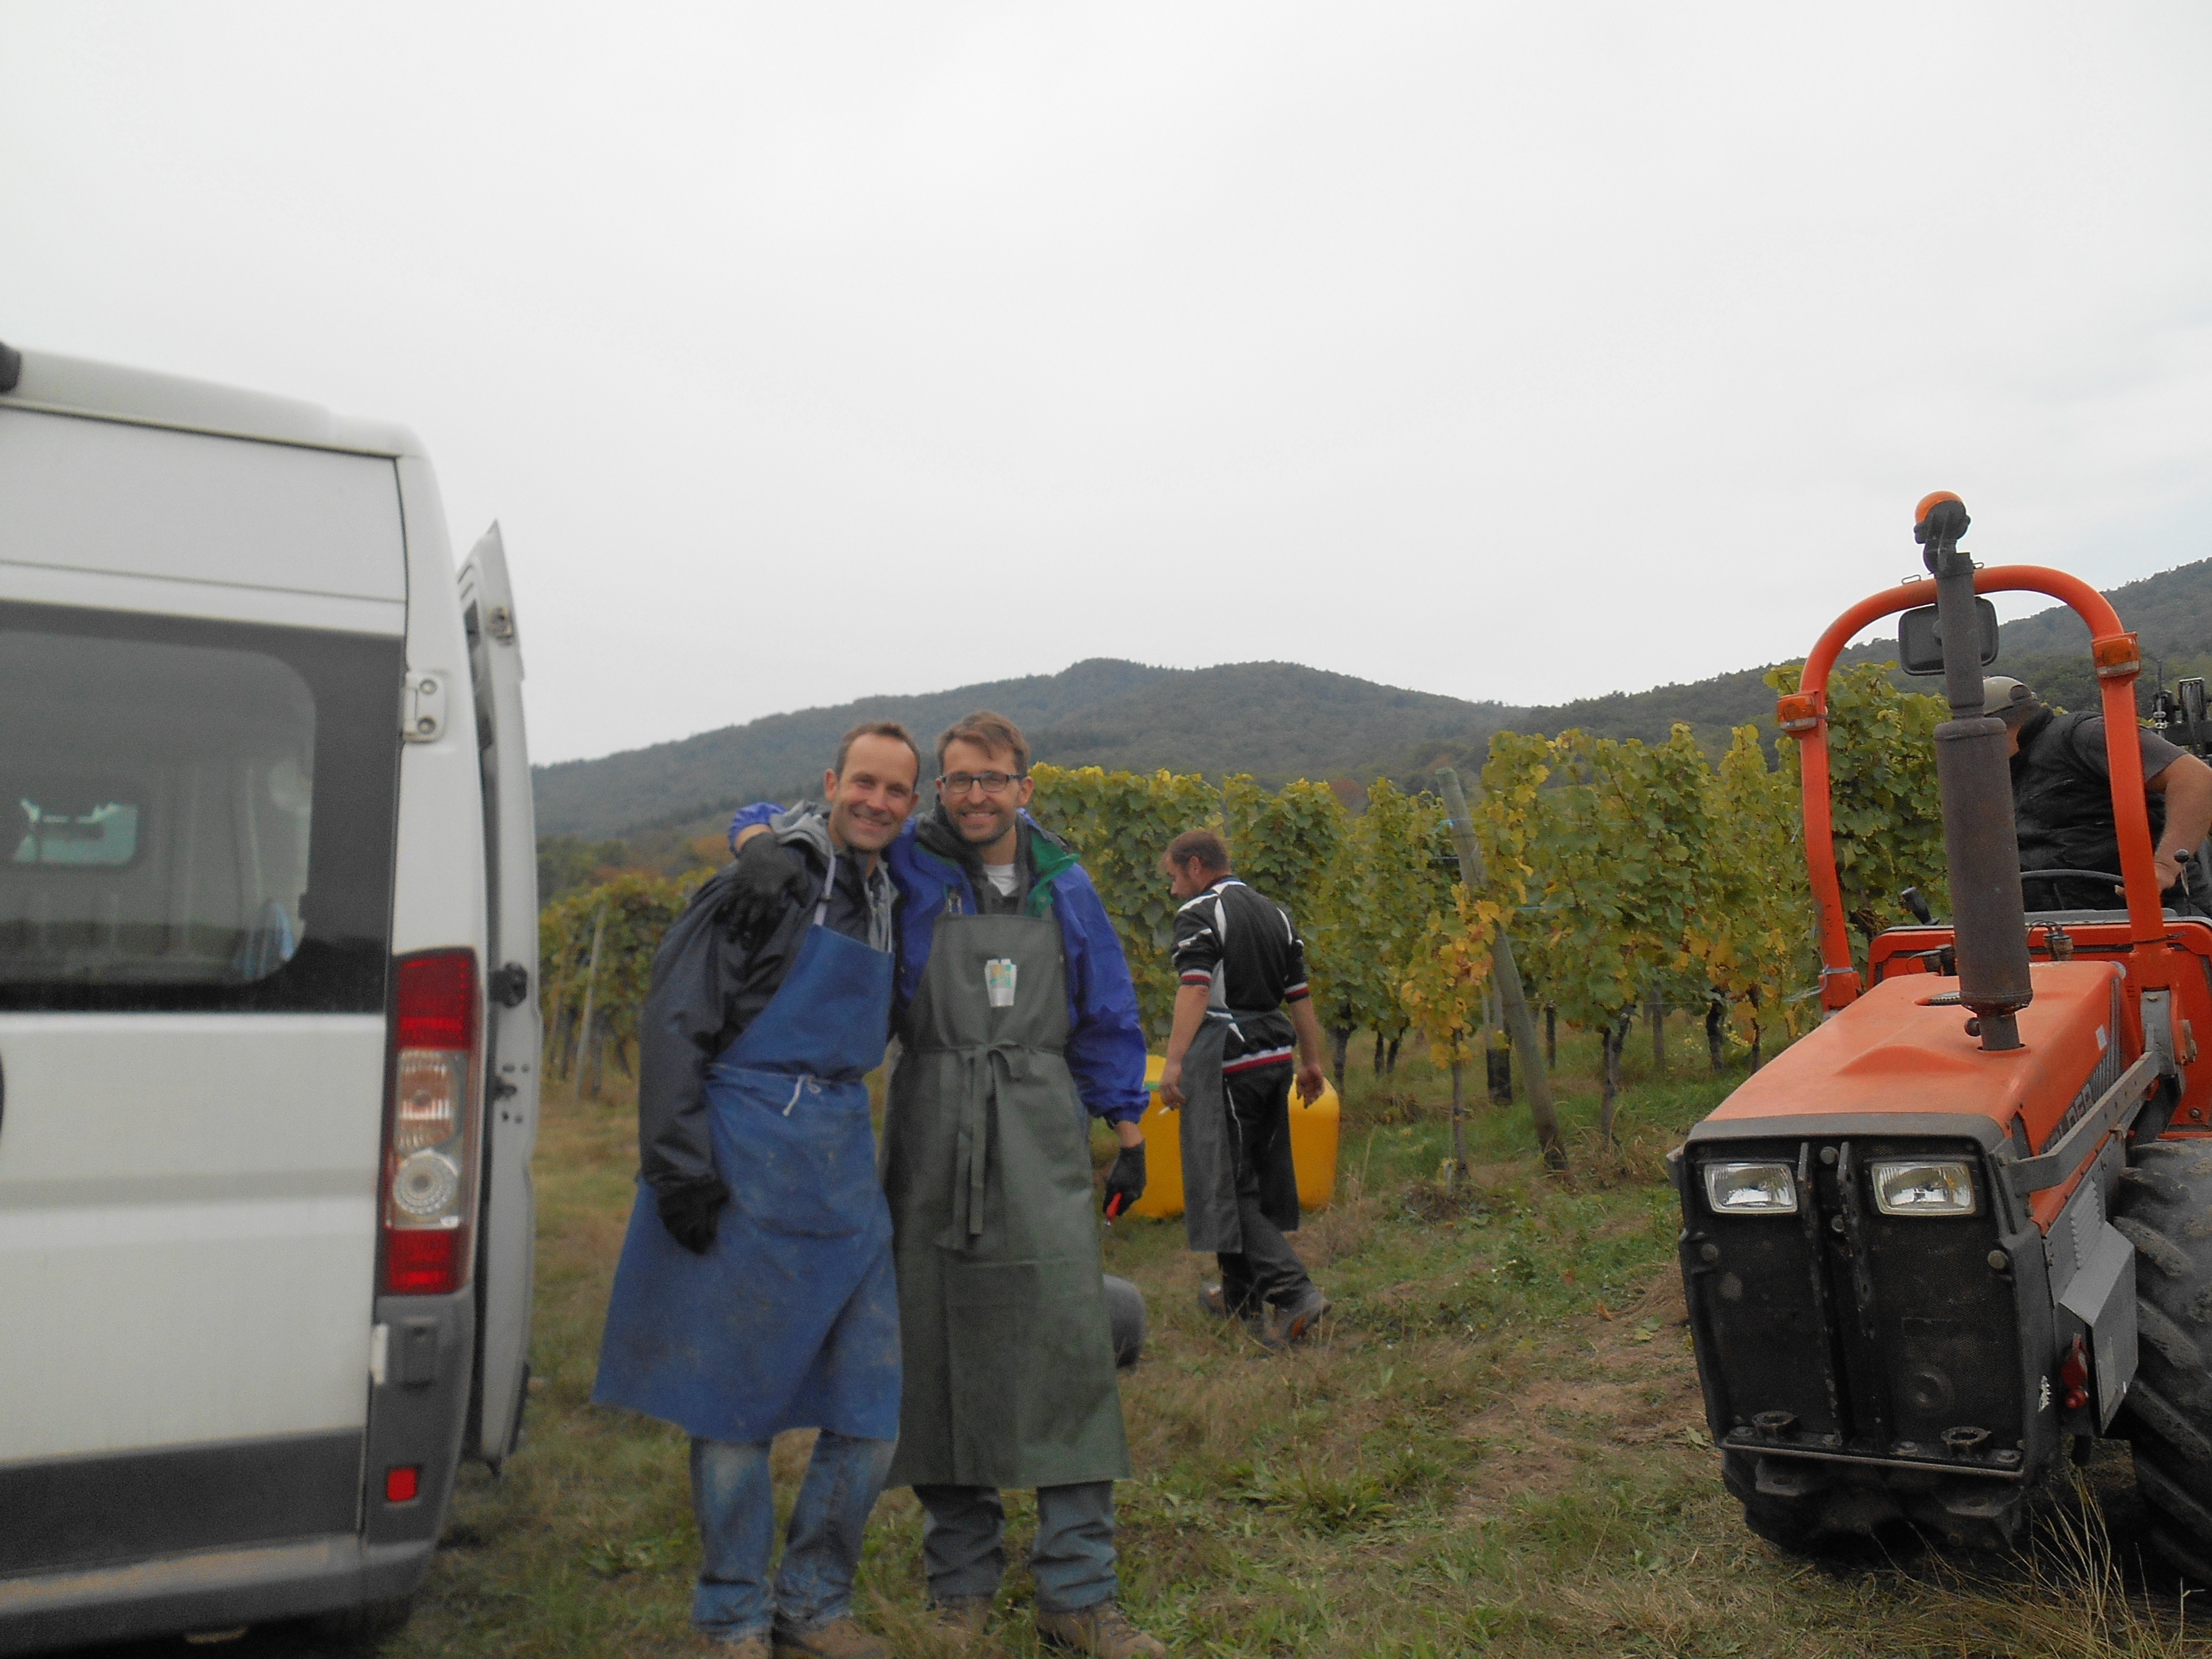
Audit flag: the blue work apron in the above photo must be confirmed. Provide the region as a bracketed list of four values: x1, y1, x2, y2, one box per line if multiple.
[593, 860, 900, 1444]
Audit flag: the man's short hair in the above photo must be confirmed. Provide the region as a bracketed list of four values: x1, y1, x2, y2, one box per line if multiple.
[1165, 829, 1231, 874]
[936, 710, 1030, 774]
[834, 720, 922, 782]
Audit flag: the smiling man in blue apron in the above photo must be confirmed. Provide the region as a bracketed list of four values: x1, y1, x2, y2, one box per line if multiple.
[594, 722, 921, 1659]
[728, 710, 1163, 1659]
[1156, 830, 1330, 1347]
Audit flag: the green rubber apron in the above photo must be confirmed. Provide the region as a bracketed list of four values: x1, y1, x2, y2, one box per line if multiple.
[882, 911, 1131, 1490]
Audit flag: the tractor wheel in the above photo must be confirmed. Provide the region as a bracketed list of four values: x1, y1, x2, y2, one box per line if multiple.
[2113, 1140, 2212, 1580]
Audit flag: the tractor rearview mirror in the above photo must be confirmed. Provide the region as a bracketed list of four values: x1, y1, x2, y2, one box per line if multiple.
[1899, 597, 1999, 675]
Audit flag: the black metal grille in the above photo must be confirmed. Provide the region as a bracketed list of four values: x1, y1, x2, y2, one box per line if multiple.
[1686, 1137, 2023, 1475]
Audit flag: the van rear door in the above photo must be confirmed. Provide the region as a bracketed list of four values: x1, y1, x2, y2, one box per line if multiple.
[457, 525, 537, 1466]
[0, 409, 404, 1574]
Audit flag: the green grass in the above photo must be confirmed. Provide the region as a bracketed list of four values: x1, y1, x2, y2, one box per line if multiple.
[332, 1021, 2212, 1658]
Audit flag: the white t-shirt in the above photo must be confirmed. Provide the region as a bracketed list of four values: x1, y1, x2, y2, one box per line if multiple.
[982, 862, 1019, 898]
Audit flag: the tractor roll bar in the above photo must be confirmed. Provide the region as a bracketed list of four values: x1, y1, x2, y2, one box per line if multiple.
[1781, 565, 2168, 1014]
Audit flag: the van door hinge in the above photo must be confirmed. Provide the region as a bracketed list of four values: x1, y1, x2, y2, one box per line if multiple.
[486, 605, 516, 642]
[403, 670, 447, 742]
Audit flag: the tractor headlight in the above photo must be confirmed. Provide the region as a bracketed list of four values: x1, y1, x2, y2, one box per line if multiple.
[1869, 1159, 1976, 1216]
[1703, 1161, 1798, 1215]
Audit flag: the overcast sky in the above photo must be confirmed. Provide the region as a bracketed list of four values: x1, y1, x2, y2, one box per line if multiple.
[6, 4, 2210, 764]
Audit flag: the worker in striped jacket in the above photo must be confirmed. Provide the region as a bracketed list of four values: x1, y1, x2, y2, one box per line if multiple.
[1155, 830, 1330, 1346]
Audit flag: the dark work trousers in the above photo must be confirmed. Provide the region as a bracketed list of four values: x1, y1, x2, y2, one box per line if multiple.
[912, 1482, 1117, 1614]
[1216, 1062, 1315, 1316]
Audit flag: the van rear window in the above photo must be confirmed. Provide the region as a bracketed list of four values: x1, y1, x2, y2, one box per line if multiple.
[0, 603, 401, 1013]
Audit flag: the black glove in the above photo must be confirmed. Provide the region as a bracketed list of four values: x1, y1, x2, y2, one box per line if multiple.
[722, 833, 810, 943]
[1102, 1143, 1146, 1219]
[657, 1176, 729, 1255]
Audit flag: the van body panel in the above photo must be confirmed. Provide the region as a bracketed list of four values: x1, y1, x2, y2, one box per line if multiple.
[458, 524, 540, 1466]
[0, 1535, 432, 1658]
[9, 350, 421, 459]
[0, 408, 406, 605]
[388, 456, 487, 964]
[363, 1290, 475, 1546]
[0, 1016, 386, 1462]
[0, 560, 404, 637]
[0, 1431, 363, 1578]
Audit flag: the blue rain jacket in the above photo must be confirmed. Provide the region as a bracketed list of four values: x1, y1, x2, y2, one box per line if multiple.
[729, 804, 1148, 1125]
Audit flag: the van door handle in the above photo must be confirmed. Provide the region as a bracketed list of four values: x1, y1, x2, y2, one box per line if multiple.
[488, 963, 530, 1008]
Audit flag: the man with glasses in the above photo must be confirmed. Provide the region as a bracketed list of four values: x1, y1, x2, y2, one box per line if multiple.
[727, 711, 1161, 1659]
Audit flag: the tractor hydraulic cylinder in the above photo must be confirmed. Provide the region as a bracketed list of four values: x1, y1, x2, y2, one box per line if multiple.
[1919, 492, 2033, 1050]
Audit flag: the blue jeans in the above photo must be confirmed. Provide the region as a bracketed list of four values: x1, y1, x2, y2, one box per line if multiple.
[913, 1482, 1117, 1614]
[691, 1432, 897, 1640]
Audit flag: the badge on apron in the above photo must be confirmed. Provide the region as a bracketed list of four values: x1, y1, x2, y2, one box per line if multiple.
[985, 958, 1018, 1007]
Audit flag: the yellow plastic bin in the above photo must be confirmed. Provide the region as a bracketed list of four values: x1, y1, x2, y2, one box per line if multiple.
[1126, 1053, 1339, 1219]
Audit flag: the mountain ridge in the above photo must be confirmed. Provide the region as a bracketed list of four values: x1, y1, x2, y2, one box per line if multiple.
[534, 557, 2212, 843]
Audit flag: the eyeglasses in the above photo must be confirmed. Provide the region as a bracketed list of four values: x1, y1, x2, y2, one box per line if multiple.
[937, 771, 1024, 796]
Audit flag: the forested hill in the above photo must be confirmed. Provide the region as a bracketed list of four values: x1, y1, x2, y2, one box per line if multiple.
[534, 660, 1517, 841]
[535, 557, 2212, 843]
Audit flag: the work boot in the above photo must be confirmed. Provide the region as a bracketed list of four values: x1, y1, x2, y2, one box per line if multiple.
[928, 1596, 993, 1641]
[1034, 1600, 1167, 1657]
[1199, 1283, 1264, 1329]
[1275, 1287, 1331, 1345]
[700, 1633, 770, 1657]
[771, 1616, 890, 1659]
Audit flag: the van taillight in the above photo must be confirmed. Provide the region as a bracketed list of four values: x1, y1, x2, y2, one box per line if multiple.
[380, 948, 481, 1296]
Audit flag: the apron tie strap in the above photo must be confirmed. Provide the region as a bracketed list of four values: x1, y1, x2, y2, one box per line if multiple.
[948, 1042, 1030, 1242]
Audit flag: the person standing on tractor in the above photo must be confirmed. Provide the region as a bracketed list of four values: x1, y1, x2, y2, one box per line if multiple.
[1155, 831, 1332, 1346]
[1988, 675, 2212, 914]
[592, 723, 922, 1659]
[725, 711, 1163, 1659]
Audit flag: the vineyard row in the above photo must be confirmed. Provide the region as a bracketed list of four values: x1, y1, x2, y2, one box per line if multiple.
[537, 662, 1948, 1118]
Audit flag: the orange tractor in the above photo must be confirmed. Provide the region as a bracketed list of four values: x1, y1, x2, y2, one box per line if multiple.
[1675, 494, 2212, 1572]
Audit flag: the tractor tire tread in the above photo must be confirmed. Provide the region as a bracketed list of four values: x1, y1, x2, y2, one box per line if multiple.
[2116, 1147, 2212, 1579]
[2128, 1380, 2212, 1464]
[2137, 1459, 2212, 1538]
[2121, 1164, 2192, 1206]
[2139, 1299, 2208, 1378]
[2133, 1142, 2212, 1181]
[2149, 1524, 2212, 1585]
[2114, 1216, 2192, 1278]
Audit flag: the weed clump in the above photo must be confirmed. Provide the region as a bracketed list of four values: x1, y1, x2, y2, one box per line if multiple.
[1229, 1459, 1396, 1535]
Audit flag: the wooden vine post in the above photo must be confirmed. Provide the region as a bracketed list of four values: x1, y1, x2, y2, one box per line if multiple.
[575, 905, 607, 1096]
[1448, 1059, 1468, 1182]
[1435, 767, 1567, 1171]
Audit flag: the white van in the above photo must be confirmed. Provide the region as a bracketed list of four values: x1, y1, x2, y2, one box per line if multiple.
[0, 344, 538, 1652]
